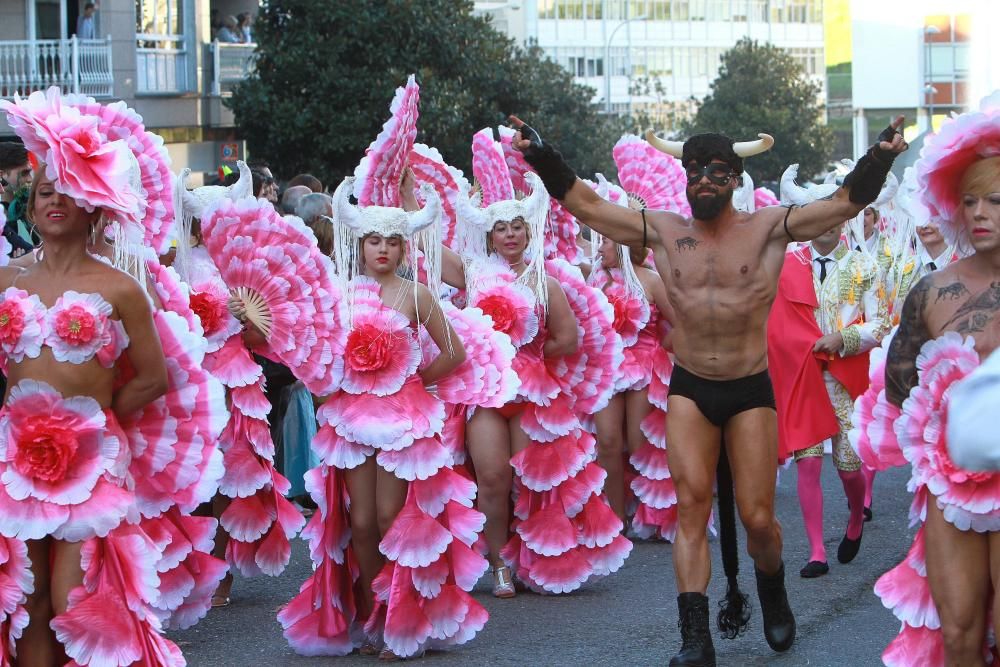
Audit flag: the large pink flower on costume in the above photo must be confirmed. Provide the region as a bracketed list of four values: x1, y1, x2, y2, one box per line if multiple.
[345, 325, 394, 372]
[477, 295, 516, 334]
[472, 281, 539, 348]
[0, 380, 115, 507]
[0, 287, 47, 362]
[54, 305, 97, 345]
[189, 289, 229, 338]
[43, 291, 123, 366]
[1, 88, 140, 220]
[602, 276, 650, 347]
[896, 332, 1000, 532]
[339, 290, 420, 397]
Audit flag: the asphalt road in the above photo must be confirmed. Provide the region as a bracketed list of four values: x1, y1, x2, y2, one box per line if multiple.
[171, 460, 913, 666]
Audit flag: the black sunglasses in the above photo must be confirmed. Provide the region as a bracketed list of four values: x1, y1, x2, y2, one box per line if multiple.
[685, 163, 735, 186]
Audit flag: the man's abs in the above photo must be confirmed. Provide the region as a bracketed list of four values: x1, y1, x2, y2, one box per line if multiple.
[666, 283, 775, 380]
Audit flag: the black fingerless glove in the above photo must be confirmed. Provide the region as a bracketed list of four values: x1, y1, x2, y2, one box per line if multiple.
[841, 124, 900, 206]
[517, 122, 578, 201]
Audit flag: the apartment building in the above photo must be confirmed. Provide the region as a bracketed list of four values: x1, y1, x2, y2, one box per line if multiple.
[0, 0, 258, 180]
[476, 0, 825, 121]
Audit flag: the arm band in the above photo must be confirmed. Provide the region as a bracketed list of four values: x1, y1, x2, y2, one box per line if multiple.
[641, 208, 648, 248]
[783, 205, 799, 242]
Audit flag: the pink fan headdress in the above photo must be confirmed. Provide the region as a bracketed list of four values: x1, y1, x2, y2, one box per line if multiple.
[353, 74, 420, 208]
[613, 134, 690, 216]
[1, 88, 140, 223]
[343, 74, 451, 323]
[458, 128, 550, 312]
[917, 91, 1000, 250]
[408, 143, 470, 251]
[1, 87, 175, 277]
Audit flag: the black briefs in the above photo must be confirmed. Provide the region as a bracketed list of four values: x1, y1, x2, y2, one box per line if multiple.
[668, 364, 776, 428]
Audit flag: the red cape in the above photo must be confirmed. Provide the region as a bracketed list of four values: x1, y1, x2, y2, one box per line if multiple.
[767, 250, 839, 460]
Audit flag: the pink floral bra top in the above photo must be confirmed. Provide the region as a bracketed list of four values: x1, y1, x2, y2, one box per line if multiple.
[0, 288, 129, 368]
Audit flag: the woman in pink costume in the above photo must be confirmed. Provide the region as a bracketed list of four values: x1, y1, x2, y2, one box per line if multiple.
[852, 94, 1000, 666]
[442, 129, 631, 599]
[0, 88, 178, 665]
[588, 230, 673, 528]
[279, 176, 489, 660]
[172, 164, 313, 609]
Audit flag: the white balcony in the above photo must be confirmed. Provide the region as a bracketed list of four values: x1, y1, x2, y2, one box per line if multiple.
[209, 41, 256, 96]
[136, 35, 189, 95]
[0, 37, 113, 99]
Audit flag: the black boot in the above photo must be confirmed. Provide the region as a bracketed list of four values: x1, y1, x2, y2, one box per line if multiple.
[755, 562, 796, 652]
[669, 593, 716, 667]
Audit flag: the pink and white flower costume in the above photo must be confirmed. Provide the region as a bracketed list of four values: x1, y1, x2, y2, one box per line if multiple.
[191, 193, 346, 580]
[457, 129, 631, 594]
[281, 277, 489, 657]
[0, 85, 222, 665]
[852, 334, 998, 664]
[848, 94, 1000, 666]
[0, 292, 189, 664]
[280, 149, 489, 655]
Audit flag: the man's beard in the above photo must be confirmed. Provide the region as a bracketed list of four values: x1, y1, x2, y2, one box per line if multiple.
[687, 187, 732, 221]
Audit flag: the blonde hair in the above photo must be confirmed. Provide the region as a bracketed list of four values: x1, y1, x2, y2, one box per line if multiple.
[961, 156, 1000, 197]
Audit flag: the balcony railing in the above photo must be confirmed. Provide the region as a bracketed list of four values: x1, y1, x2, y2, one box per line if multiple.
[0, 37, 113, 99]
[209, 41, 256, 96]
[136, 34, 189, 95]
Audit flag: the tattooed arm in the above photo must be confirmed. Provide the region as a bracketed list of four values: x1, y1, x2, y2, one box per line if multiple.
[885, 276, 932, 407]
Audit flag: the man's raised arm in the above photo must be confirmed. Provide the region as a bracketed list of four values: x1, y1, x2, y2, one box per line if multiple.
[769, 116, 909, 245]
[509, 117, 656, 249]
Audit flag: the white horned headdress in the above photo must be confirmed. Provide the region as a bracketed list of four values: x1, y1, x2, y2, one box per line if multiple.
[332, 73, 448, 311]
[456, 127, 551, 312]
[172, 160, 254, 281]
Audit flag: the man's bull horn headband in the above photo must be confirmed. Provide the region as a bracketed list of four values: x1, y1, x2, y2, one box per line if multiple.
[644, 130, 775, 159]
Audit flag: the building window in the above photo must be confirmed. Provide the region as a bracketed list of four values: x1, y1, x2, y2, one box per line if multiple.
[135, 0, 189, 93]
[135, 0, 183, 38]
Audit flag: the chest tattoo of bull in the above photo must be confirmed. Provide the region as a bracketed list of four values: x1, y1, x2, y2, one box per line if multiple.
[935, 282, 970, 302]
[676, 237, 699, 252]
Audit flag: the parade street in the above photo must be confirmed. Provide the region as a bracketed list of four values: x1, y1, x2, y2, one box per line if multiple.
[172, 460, 911, 666]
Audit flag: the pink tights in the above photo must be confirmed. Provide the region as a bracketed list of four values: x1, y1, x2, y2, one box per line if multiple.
[862, 465, 875, 510]
[796, 456, 866, 563]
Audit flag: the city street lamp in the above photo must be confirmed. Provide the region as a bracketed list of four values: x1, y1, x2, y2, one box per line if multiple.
[604, 14, 647, 115]
[923, 25, 941, 131]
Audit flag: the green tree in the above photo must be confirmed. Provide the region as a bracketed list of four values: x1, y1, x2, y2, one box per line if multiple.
[678, 38, 834, 183]
[227, 1, 624, 186]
